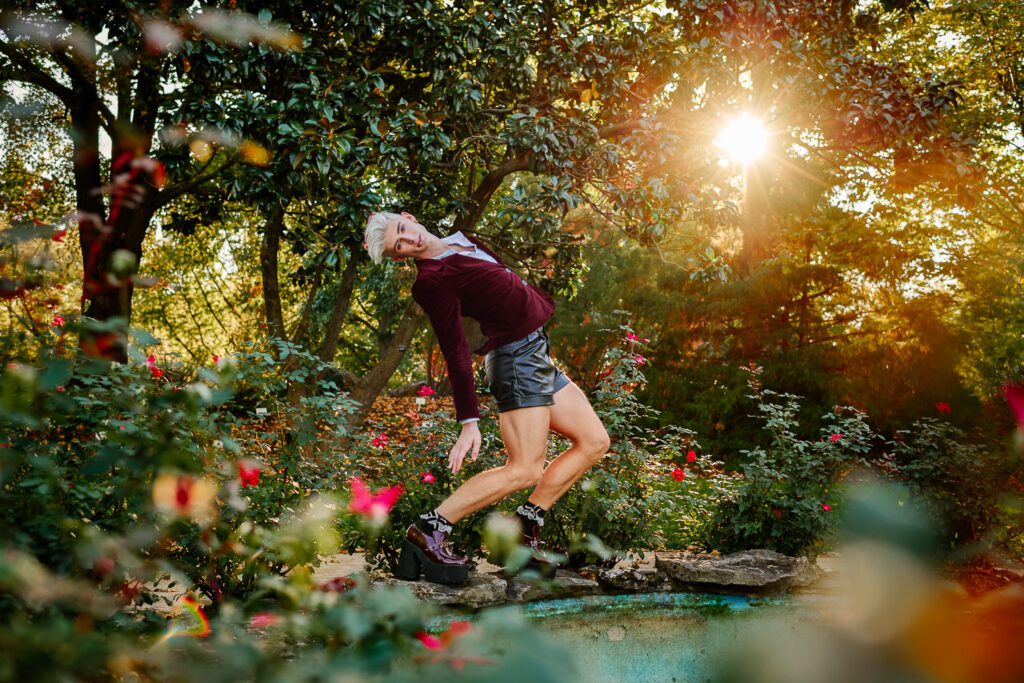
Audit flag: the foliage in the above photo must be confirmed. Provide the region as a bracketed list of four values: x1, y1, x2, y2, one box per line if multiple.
[709, 366, 876, 557]
[873, 418, 1020, 548]
[0, 327, 573, 682]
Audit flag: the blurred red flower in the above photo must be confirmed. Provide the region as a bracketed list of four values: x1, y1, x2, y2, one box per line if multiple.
[822, 503, 832, 512]
[416, 632, 442, 649]
[238, 461, 261, 488]
[421, 472, 436, 484]
[935, 402, 952, 414]
[417, 385, 436, 397]
[348, 477, 403, 523]
[1003, 384, 1024, 426]
[686, 450, 697, 463]
[830, 433, 842, 442]
[371, 432, 389, 448]
[146, 354, 163, 378]
[672, 467, 686, 481]
[51, 314, 65, 327]
[249, 612, 281, 629]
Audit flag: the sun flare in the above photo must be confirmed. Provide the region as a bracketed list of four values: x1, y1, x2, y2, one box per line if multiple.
[715, 114, 770, 165]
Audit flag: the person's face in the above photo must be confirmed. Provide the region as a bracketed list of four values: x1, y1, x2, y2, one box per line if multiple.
[382, 212, 430, 260]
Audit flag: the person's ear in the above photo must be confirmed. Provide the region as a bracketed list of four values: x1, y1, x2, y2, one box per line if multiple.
[400, 211, 417, 222]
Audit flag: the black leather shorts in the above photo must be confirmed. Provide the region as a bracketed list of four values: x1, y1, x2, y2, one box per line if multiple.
[484, 328, 570, 413]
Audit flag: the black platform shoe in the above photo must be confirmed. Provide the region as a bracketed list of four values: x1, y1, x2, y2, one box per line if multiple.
[396, 524, 471, 585]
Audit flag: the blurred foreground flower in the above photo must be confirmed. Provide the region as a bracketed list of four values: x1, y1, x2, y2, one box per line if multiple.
[672, 467, 686, 481]
[1003, 383, 1024, 426]
[248, 612, 282, 629]
[483, 512, 529, 570]
[237, 460, 261, 488]
[421, 472, 436, 484]
[708, 479, 1024, 683]
[417, 384, 436, 397]
[348, 477, 403, 525]
[318, 576, 357, 592]
[415, 621, 491, 671]
[152, 472, 217, 521]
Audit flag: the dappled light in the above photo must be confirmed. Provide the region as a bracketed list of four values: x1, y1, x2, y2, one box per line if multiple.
[2, 1, 1023, 681]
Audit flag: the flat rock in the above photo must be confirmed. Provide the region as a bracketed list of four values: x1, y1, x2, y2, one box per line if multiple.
[376, 572, 508, 609]
[655, 549, 820, 593]
[597, 566, 673, 593]
[506, 569, 601, 603]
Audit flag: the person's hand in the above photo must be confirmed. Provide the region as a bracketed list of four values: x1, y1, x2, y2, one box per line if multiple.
[448, 421, 481, 473]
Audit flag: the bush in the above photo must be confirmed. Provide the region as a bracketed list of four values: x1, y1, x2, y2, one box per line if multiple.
[875, 418, 1020, 548]
[708, 365, 875, 556]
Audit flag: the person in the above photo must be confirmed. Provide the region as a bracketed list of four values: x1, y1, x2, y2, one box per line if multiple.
[363, 211, 610, 584]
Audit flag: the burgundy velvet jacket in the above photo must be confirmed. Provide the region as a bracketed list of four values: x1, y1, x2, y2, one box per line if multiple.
[412, 234, 554, 421]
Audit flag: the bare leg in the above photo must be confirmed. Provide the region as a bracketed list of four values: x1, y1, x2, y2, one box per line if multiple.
[527, 381, 610, 509]
[435, 406, 550, 523]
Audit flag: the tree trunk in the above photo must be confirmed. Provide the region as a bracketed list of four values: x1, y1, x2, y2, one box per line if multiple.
[317, 251, 364, 364]
[344, 300, 426, 431]
[260, 203, 289, 340]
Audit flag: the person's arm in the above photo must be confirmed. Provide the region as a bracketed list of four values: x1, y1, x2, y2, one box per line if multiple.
[411, 277, 482, 472]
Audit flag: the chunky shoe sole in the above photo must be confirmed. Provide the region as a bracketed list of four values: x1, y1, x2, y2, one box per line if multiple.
[396, 539, 470, 585]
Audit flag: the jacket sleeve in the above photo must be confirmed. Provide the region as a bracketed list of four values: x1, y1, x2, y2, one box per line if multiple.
[411, 276, 480, 422]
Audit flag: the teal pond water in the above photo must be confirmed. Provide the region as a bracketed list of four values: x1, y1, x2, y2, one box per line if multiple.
[493, 593, 821, 683]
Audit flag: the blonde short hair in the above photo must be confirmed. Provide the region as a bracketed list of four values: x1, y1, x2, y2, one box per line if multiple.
[363, 211, 403, 265]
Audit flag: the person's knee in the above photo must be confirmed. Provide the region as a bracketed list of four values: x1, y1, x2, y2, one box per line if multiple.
[585, 428, 611, 462]
[506, 464, 544, 490]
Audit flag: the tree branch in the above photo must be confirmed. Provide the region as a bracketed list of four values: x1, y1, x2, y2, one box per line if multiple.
[453, 153, 532, 233]
[0, 41, 74, 105]
[154, 155, 238, 208]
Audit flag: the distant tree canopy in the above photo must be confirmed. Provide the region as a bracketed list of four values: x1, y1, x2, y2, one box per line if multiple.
[2, 1, 1020, 438]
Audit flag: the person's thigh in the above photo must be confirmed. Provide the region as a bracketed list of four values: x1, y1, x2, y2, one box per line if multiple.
[498, 405, 551, 470]
[548, 381, 606, 446]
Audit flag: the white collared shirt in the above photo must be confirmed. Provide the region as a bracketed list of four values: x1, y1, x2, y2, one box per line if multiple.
[434, 231, 498, 264]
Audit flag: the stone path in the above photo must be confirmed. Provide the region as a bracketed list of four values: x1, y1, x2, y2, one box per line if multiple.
[312, 548, 824, 609]
[145, 548, 835, 612]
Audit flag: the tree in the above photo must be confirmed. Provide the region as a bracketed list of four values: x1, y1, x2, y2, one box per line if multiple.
[0, 2, 299, 359]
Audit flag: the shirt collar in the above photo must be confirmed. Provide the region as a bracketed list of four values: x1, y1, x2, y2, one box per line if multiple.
[441, 231, 474, 248]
